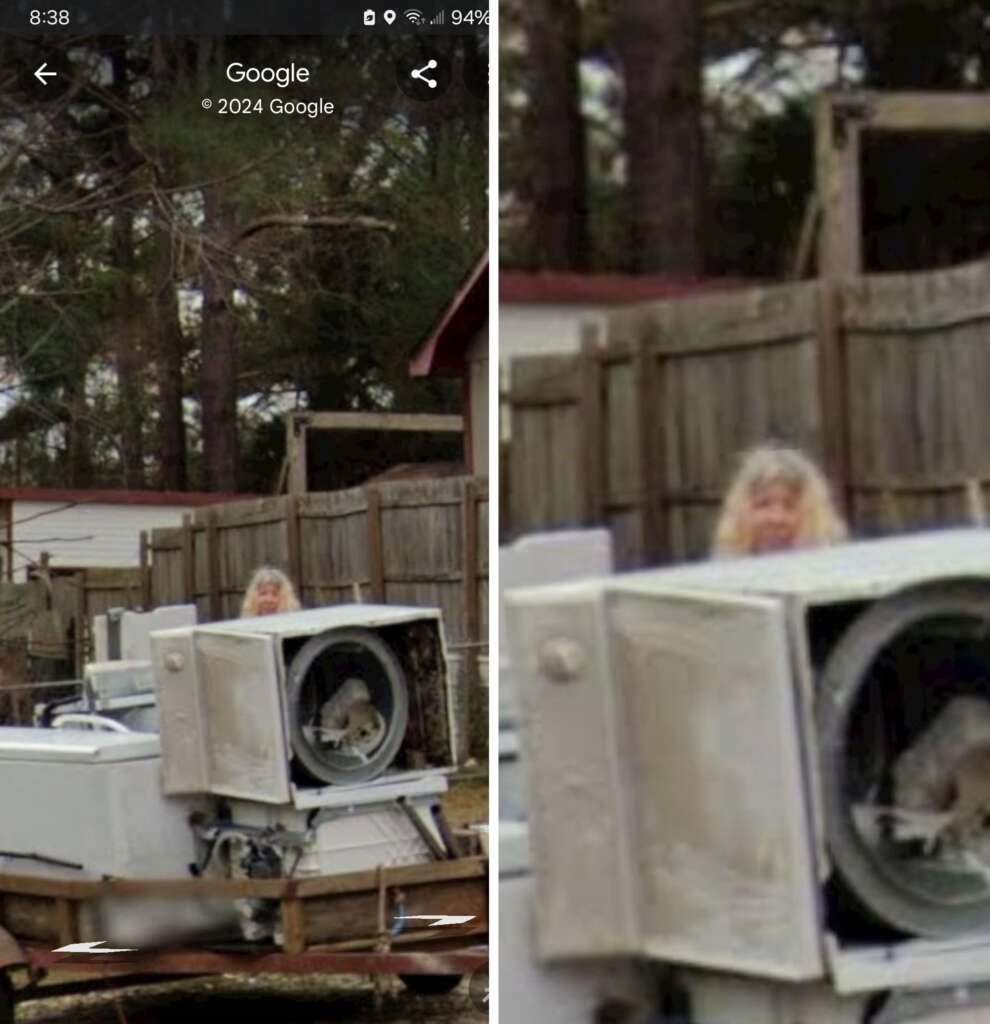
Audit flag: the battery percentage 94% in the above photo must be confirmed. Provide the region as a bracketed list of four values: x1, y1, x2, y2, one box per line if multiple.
[450, 9, 489, 25]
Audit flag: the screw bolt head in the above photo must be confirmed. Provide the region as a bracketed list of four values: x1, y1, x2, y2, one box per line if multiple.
[539, 638, 586, 682]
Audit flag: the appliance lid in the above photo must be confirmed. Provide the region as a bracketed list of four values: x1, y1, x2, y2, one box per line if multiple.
[152, 604, 441, 641]
[509, 528, 990, 606]
[0, 726, 161, 763]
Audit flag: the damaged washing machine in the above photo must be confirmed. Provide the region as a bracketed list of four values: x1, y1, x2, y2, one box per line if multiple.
[504, 528, 990, 1016]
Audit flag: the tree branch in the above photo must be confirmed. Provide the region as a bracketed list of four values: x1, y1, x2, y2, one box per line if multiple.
[235, 214, 397, 244]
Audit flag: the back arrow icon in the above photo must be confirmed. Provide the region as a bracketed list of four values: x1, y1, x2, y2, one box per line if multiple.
[34, 63, 57, 85]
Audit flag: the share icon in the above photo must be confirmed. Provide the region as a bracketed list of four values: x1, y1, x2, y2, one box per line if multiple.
[410, 58, 438, 89]
[395, 46, 451, 99]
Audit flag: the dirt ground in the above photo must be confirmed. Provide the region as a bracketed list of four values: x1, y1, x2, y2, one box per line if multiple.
[12, 971, 488, 1023]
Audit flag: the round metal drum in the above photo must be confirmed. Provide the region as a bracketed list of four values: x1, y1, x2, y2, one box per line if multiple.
[818, 578, 990, 937]
[286, 627, 408, 785]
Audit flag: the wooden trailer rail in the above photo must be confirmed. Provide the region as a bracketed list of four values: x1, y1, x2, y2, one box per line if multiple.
[19, 945, 489, 976]
[0, 856, 488, 956]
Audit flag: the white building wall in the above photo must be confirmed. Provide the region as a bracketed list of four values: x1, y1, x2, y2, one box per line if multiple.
[499, 304, 608, 442]
[11, 501, 195, 579]
[498, 303, 606, 362]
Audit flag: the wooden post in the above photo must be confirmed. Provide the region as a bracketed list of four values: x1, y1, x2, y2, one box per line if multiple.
[635, 331, 667, 566]
[54, 897, 79, 946]
[181, 514, 195, 605]
[815, 91, 863, 282]
[814, 94, 868, 525]
[139, 531, 152, 609]
[816, 279, 851, 520]
[206, 511, 221, 621]
[296, 422, 308, 494]
[281, 897, 306, 955]
[286, 413, 309, 496]
[365, 487, 385, 603]
[461, 479, 480, 645]
[461, 479, 480, 762]
[579, 328, 606, 525]
[74, 570, 86, 676]
[966, 478, 987, 526]
[286, 493, 303, 602]
[285, 414, 297, 495]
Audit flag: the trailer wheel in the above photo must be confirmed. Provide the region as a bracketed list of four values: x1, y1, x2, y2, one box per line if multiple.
[398, 973, 462, 995]
[0, 971, 14, 1024]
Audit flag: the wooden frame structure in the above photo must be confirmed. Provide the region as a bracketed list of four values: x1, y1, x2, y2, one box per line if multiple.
[813, 90, 990, 514]
[816, 90, 990, 281]
[284, 411, 464, 495]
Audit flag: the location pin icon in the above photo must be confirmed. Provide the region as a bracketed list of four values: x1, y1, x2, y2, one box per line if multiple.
[384, 9, 396, 23]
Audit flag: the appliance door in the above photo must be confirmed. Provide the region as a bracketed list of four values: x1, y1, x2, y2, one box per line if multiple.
[154, 628, 290, 803]
[607, 587, 821, 980]
[508, 581, 822, 981]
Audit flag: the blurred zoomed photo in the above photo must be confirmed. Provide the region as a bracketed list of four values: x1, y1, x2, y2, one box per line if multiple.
[0, 2, 489, 1021]
[499, 1, 990, 1022]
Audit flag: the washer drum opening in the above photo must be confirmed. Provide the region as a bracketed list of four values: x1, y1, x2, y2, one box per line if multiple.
[818, 578, 990, 939]
[286, 627, 409, 785]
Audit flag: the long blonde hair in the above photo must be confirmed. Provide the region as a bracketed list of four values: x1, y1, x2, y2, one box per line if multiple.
[240, 566, 301, 616]
[712, 444, 848, 558]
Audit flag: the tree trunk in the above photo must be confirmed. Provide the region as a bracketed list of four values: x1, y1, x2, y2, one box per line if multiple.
[616, 0, 705, 274]
[199, 186, 239, 492]
[108, 49, 145, 488]
[65, 373, 92, 488]
[153, 185, 188, 491]
[522, 0, 590, 269]
[149, 38, 187, 490]
[59, 250, 92, 487]
[112, 206, 145, 488]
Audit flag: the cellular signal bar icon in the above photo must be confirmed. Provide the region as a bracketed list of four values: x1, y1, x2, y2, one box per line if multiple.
[429, 9, 445, 23]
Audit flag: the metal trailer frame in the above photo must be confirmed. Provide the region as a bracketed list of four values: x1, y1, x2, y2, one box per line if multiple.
[0, 856, 489, 1016]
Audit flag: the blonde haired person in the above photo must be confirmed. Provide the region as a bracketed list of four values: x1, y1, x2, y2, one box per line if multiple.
[712, 444, 848, 558]
[240, 566, 301, 616]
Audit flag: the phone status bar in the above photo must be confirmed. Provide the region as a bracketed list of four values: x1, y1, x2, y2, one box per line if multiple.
[5, 0, 489, 35]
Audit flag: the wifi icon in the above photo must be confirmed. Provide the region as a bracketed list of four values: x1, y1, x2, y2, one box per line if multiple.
[404, 8, 425, 22]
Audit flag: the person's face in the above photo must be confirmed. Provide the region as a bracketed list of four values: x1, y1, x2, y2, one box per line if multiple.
[747, 480, 801, 554]
[255, 581, 283, 614]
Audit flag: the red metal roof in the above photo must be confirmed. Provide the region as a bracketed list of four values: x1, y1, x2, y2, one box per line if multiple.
[499, 271, 748, 305]
[0, 487, 252, 507]
[410, 255, 488, 377]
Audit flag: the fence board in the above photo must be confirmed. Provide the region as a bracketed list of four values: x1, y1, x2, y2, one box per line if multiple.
[147, 477, 488, 647]
[503, 254, 990, 563]
[605, 356, 638, 513]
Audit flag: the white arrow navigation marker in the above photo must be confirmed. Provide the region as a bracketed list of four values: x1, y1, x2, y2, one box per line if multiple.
[52, 940, 137, 953]
[396, 915, 476, 927]
[34, 63, 57, 85]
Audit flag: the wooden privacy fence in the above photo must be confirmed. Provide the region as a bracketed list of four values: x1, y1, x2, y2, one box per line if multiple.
[503, 255, 990, 568]
[143, 476, 489, 760]
[0, 568, 142, 722]
[143, 476, 489, 646]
